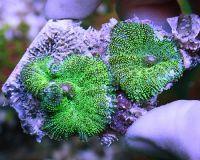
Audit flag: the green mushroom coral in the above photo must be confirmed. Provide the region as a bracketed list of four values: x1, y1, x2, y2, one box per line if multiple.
[21, 55, 113, 140]
[109, 22, 184, 102]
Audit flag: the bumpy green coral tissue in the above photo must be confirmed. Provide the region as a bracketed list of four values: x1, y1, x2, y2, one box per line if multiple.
[20, 21, 184, 141]
[21, 55, 112, 140]
[109, 22, 184, 102]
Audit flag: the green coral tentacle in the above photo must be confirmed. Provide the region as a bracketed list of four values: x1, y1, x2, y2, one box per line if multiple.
[20, 55, 113, 140]
[109, 21, 184, 102]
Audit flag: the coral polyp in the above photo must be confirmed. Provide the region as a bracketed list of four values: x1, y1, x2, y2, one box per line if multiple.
[20, 55, 113, 140]
[109, 22, 184, 102]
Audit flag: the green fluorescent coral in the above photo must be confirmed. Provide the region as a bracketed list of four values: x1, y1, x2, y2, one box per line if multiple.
[21, 55, 112, 140]
[109, 22, 184, 102]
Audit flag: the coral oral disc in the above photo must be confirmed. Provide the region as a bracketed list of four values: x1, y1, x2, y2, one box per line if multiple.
[20, 55, 113, 140]
[61, 83, 75, 99]
[109, 22, 184, 102]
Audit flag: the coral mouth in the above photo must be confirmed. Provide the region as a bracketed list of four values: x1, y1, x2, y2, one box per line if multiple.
[61, 83, 76, 99]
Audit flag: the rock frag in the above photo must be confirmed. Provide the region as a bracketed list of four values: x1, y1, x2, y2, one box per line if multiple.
[167, 14, 200, 69]
[2, 75, 45, 142]
[110, 92, 147, 135]
[2, 14, 200, 144]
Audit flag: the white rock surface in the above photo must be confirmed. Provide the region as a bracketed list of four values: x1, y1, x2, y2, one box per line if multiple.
[125, 100, 200, 160]
[45, 0, 102, 20]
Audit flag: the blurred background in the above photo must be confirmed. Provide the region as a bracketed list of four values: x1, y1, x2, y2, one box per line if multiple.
[0, 0, 199, 160]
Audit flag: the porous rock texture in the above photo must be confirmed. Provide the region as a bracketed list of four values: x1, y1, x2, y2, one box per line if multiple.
[167, 14, 200, 69]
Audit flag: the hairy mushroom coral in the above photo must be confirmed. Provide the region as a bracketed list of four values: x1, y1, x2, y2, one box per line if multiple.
[109, 22, 184, 102]
[21, 55, 114, 140]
